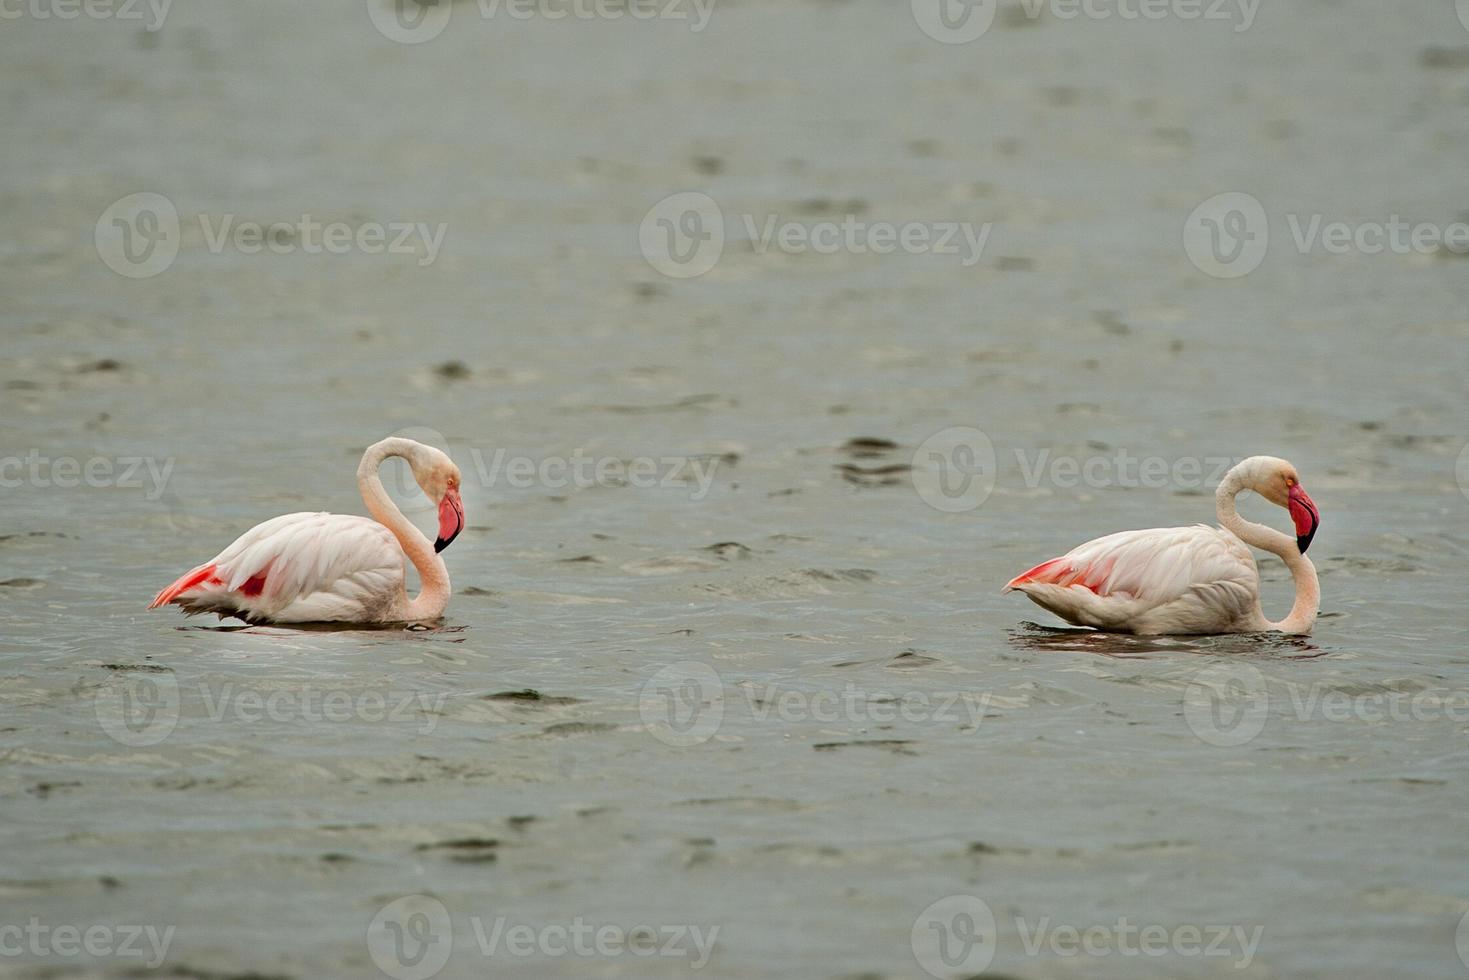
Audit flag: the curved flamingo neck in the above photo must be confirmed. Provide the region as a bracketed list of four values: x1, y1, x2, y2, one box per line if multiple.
[1216, 469, 1318, 634]
[357, 439, 450, 621]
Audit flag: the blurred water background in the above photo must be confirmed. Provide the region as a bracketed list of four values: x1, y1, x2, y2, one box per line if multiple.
[2, 1, 1469, 976]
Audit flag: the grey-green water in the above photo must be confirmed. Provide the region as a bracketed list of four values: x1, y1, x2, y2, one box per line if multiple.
[3, 1, 1469, 977]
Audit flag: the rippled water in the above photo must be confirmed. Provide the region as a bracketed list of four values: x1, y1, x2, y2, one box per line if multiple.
[3, 1, 1469, 977]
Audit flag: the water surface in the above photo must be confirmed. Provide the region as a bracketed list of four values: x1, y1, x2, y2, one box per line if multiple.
[2, 2, 1469, 977]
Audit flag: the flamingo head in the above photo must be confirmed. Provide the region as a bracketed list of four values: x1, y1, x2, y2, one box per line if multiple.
[405, 444, 464, 553]
[1244, 456, 1319, 553]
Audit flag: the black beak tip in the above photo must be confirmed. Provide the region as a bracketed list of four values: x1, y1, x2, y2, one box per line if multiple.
[1297, 530, 1315, 554]
[434, 537, 449, 554]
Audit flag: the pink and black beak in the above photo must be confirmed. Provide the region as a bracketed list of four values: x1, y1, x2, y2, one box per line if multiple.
[1288, 484, 1319, 554]
[435, 487, 464, 553]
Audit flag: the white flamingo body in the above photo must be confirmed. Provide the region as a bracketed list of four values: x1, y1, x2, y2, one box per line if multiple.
[1006, 524, 1266, 635]
[150, 438, 464, 625]
[153, 513, 407, 623]
[1006, 456, 1321, 636]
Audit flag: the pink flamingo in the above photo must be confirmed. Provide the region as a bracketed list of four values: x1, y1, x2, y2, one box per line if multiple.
[150, 437, 464, 624]
[1005, 455, 1320, 635]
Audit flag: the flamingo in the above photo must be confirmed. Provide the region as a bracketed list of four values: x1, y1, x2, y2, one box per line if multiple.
[149, 437, 464, 625]
[1004, 455, 1320, 635]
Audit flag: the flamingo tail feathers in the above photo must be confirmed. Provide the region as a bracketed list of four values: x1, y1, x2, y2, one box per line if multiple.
[1003, 557, 1113, 594]
[149, 563, 218, 609]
